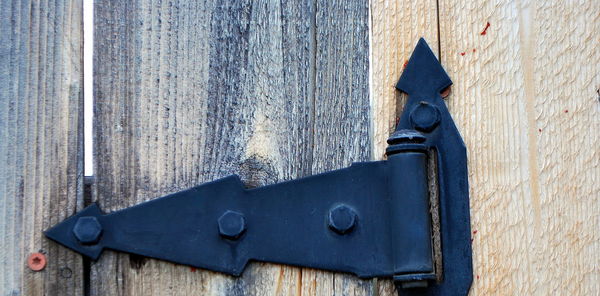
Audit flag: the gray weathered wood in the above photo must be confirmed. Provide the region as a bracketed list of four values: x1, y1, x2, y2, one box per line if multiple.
[0, 0, 84, 295]
[308, 0, 374, 295]
[93, 0, 373, 295]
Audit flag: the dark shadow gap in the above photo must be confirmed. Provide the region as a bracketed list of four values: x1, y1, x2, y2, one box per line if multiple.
[83, 176, 95, 296]
[435, 0, 442, 62]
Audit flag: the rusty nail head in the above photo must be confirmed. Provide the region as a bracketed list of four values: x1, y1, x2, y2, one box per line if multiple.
[28, 253, 46, 271]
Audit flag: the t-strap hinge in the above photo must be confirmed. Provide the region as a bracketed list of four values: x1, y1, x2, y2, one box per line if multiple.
[46, 38, 473, 295]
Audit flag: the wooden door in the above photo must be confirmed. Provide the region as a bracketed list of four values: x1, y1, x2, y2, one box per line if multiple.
[1, 0, 598, 295]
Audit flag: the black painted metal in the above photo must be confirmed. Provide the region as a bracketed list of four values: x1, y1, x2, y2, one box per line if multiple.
[45, 38, 472, 295]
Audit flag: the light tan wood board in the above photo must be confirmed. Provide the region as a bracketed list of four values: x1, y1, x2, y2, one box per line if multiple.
[370, 0, 440, 159]
[0, 0, 84, 295]
[437, 0, 599, 295]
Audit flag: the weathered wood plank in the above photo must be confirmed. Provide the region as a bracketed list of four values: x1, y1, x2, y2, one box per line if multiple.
[92, 0, 315, 295]
[94, 0, 377, 294]
[0, 0, 84, 295]
[438, 0, 600, 294]
[308, 0, 374, 295]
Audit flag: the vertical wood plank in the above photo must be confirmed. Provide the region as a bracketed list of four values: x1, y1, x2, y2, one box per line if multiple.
[94, 0, 375, 294]
[438, 0, 599, 294]
[0, 0, 84, 295]
[370, 0, 440, 160]
[93, 0, 315, 295]
[369, 1, 439, 294]
[306, 0, 374, 295]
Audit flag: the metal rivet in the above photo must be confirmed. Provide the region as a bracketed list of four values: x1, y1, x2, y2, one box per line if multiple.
[218, 210, 246, 240]
[410, 101, 441, 132]
[27, 253, 46, 271]
[328, 205, 357, 234]
[73, 216, 103, 244]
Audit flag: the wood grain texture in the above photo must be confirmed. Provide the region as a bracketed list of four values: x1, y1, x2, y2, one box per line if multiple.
[369, 1, 439, 294]
[438, 0, 600, 294]
[308, 1, 374, 295]
[93, 0, 372, 295]
[370, 0, 440, 160]
[0, 0, 84, 295]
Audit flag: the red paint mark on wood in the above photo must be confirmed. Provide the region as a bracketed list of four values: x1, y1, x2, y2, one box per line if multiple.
[403, 60, 408, 68]
[460, 52, 466, 56]
[190, 267, 197, 272]
[477, 275, 480, 280]
[480, 22, 491, 35]
[538, 128, 542, 132]
[564, 110, 569, 113]
[473, 230, 478, 234]
[472, 48, 476, 52]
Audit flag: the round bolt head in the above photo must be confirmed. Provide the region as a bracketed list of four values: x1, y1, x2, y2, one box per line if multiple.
[27, 253, 46, 271]
[72, 216, 103, 244]
[328, 205, 357, 235]
[410, 101, 441, 132]
[218, 210, 246, 240]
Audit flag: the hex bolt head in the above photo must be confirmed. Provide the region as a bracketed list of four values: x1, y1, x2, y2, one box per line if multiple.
[72, 216, 103, 244]
[328, 205, 357, 235]
[410, 101, 441, 132]
[218, 210, 246, 240]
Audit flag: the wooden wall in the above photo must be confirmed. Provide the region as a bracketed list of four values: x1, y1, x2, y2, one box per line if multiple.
[0, 0, 84, 295]
[437, 1, 599, 294]
[1, 0, 598, 295]
[374, 1, 599, 294]
[92, 0, 374, 295]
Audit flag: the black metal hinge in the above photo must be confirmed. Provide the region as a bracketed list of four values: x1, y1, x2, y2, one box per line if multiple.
[46, 39, 473, 295]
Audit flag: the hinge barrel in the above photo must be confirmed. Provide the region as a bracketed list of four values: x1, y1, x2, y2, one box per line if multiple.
[386, 130, 437, 287]
[388, 151, 434, 276]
